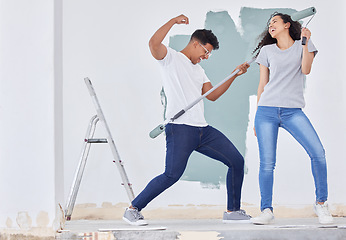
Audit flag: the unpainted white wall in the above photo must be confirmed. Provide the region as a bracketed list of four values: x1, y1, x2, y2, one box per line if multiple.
[0, 0, 63, 231]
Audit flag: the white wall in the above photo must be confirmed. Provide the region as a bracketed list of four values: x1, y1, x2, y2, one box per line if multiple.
[0, 0, 63, 232]
[61, 0, 345, 217]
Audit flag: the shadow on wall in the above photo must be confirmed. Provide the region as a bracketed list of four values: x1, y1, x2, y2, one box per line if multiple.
[167, 8, 296, 188]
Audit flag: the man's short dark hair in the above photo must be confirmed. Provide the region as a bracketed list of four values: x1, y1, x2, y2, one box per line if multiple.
[191, 29, 219, 50]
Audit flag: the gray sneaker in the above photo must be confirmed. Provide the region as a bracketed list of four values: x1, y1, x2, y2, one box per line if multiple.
[223, 209, 252, 223]
[123, 207, 148, 226]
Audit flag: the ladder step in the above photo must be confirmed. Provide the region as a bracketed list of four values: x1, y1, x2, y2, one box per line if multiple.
[85, 138, 108, 143]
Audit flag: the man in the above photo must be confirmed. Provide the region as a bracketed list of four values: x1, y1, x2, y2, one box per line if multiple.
[123, 14, 251, 226]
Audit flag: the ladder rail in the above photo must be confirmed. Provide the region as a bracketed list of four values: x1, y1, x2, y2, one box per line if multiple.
[84, 78, 135, 201]
[65, 115, 99, 220]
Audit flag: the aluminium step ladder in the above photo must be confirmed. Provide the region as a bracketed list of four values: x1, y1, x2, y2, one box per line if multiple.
[64, 77, 135, 220]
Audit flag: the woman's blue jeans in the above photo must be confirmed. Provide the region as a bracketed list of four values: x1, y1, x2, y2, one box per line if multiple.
[255, 106, 328, 211]
[132, 123, 245, 211]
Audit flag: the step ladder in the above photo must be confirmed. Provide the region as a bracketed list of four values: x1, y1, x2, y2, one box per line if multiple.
[64, 77, 135, 221]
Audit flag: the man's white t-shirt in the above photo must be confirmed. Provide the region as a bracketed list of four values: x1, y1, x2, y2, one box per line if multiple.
[158, 46, 210, 127]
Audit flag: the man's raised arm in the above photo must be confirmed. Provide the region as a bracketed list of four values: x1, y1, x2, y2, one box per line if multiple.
[149, 14, 189, 60]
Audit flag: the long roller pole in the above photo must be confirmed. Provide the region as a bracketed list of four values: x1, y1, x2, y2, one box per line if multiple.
[149, 57, 256, 138]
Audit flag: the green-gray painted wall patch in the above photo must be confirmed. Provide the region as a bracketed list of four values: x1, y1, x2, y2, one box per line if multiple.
[165, 8, 297, 188]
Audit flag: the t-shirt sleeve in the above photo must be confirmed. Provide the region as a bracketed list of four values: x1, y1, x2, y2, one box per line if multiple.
[256, 47, 269, 67]
[201, 68, 211, 83]
[157, 45, 172, 66]
[307, 39, 318, 57]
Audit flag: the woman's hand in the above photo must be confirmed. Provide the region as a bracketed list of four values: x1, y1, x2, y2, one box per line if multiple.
[301, 27, 311, 43]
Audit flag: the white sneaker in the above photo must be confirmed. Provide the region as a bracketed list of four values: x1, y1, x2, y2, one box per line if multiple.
[314, 202, 334, 224]
[251, 208, 274, 225]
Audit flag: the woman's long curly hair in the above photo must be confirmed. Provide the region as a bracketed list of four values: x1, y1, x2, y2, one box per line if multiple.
[253, 12, 302, 57]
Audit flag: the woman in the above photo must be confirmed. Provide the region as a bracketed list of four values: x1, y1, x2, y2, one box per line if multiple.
[251, 12, 333, 225]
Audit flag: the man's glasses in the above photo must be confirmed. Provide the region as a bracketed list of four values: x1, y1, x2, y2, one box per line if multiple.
[199, 42, 212, 57]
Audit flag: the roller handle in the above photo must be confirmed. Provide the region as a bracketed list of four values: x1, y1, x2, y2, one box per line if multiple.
[171, 110, 185, 121]
[247, 57, 256, 65]
[302, 37, 307, 45]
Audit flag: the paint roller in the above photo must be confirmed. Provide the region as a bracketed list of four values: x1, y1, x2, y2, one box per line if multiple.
[290, 7, 317, 45]
[149, 57, 256, 139]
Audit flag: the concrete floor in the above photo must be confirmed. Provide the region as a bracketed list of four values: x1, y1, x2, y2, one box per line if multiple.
[56, 217, 346, 240]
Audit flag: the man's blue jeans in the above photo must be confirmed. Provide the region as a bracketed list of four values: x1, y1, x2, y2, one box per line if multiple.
[132, 123, 245, 211]
[255, 106, 328, 211]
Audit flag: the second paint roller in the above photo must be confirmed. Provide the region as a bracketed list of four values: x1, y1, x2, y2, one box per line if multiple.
[291, 7, 317, 45]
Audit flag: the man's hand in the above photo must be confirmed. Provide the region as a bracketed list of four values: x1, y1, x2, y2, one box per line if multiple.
[235, 62, 250, 76]
[173, 14, 189, 25]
